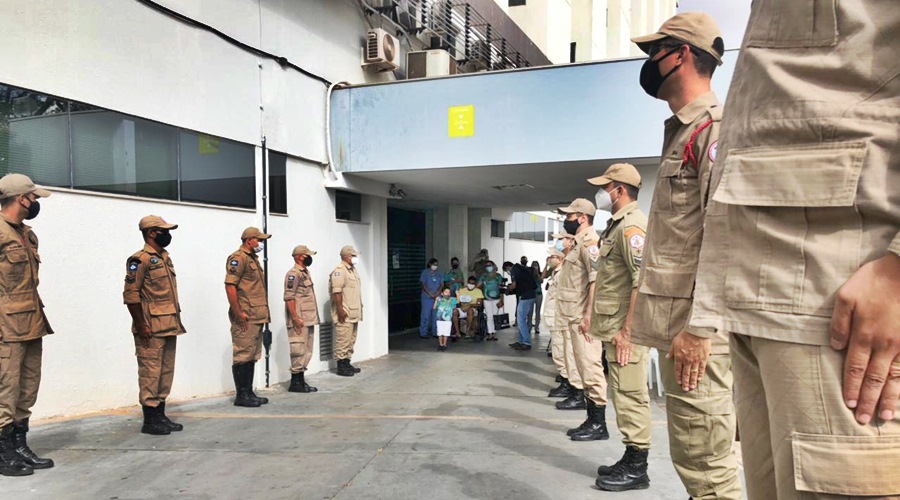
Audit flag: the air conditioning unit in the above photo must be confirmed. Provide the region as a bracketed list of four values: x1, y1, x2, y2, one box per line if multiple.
[406, 50, 458, 79]
[363, 28, 400, 71]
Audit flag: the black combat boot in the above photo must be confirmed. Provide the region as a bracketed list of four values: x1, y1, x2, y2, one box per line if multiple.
[12, 419, 54, 469]
[595, 446, 650, 492]
[141, 405, 171, 435]
[548, 377, 573, 398]
[555, 388, 585, 410]
[566, 408, 591, 437]
[246, 363, 269, 405]
[0, 424, 33, 476]
[346, 360, 361, 373]
[289, 372, 318, 393]
[233, 364, 261, 408]
[570, 399, 610, 441]
[555, 374, 564, 383]
[336, 359, 355, 377]
[157, 402, 183, 432]
[596, 447, 627, 477]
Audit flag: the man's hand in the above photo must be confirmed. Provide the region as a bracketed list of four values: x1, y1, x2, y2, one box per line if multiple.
[667, 330, 711, 391]
[236, 311, 249, 332]
[291, 316, 304, 330]
[829, 253, 900, 425]
[612, 328, 633, 365]
[498, 299, 504, 309]
[137, 323, 152, 349]
[338, 310, 348, 324]
[579, 314, 593, 343]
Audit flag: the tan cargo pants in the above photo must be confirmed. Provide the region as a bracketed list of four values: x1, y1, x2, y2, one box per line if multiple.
[231, 323, 263, 364]
[0, 338, 42, 428]
[333, 321, 358, 360]
[732, 333, 900, 499]
[289, 326, 315, 373]
[661, 352, 741, 499]
[568, 320, 606, 403]
[605, 342, 651, 449]
[133, 335, 177, 407]
[549, 323, 567, 377]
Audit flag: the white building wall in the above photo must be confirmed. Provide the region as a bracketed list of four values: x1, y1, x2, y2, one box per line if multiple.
[1, 0, 392, 419]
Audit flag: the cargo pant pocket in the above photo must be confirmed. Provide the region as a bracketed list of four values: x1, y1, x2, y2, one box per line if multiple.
[135, 345, 162, 379]
[792, 432, 900, 495]
[612, 347, 646, 393]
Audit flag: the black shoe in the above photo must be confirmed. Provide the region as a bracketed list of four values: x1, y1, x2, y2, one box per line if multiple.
[555, 374, 564, 383]
[233, 364, 262, 407]
[566, 415, 591, 437]
[548, 378, 573, 398]
[289, 372, 318, 393]
[245, 363, 269, 405]
[570, 399, 609, 441]
[140, 405, 171, 435]
[508, 342, 522, 347]
[336, 359, 355, 377]
[535, 328, 540, 335]
[347, 360, 361, 373]
[514, 344, 532, 351]
[0, 425, 33, 477]
[555, 389, 586, 410]
[157, 402, 183, 432]
[595, 446, 650, 491]
[11, 419, 54, 469]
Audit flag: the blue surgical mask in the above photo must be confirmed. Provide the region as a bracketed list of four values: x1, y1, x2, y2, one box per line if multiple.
[554, 240, 565, 252]
[486, 266, 494, 273]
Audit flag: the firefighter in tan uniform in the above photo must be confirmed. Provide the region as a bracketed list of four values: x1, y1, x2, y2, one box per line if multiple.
[225, 227, 272, 408]
[283, 244, 319, 393]
[330, 245, 362, 377]
[544, 231, 584, 401]
[555, 199, 610, 443]
[551, 232, 585, 405]
[690, 3, 900, 499]
[629, 13, 741, 500]
[587, 164, 652, 492]
[124, 215, 186, 436]
[544, 245, 570, 397]
[0, 174, 53, 477]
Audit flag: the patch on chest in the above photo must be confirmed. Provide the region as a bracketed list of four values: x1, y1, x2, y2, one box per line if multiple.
[708, 140, 718, 162]
[150, 257, 159, 264]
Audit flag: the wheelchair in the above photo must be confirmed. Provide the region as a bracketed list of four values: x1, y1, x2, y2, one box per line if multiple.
[454, 302, 488, 342]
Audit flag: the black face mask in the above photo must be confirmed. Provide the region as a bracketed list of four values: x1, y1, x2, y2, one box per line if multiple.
[23, 199, 40, 220]
[451, 263, 459, 269]
[153, 231, 172, 248]
[639, 48, 681, 98]
[563, 219, 580, 235]
[303, 255, 313, 267]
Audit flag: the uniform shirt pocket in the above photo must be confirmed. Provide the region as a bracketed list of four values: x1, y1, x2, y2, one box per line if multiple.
[638, 266, 695, 299]
[655, 158, 698, 213]
[745, 0, 838, 48]
[713, 141, 867, 316]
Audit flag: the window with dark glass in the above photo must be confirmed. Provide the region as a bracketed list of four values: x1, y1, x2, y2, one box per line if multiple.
[335, 190, 362, 222]
[490, 219, 505, 238]
[510, 212, 546, 241]
[1, 82, 257, 209]
[268, 150, 287, 215]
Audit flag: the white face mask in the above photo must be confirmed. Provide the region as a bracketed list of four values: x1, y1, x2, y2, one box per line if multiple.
[595, 188, 614, 212]
[350, 256, 360, 265]
[254, 242, 265, 254]
[430, 265, 438, 271]
[466, 283, 476, 290]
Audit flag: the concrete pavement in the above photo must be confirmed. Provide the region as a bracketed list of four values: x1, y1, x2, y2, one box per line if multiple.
[3, 327, 740, 499]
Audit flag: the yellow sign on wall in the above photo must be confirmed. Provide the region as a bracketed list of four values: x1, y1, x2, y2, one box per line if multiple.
[448, 105, 475, 138]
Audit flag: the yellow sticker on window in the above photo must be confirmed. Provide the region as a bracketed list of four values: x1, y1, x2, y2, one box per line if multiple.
[199, 134, 220, 154]
[448, 105, 475, 138]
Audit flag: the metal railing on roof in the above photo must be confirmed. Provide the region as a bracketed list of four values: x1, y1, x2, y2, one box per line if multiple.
[362, 0, 539, 71]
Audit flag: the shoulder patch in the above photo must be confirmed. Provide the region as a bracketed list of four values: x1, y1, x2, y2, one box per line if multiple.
[333, 271, 341, 277]
[230, 259, 239, 266]
[288, 275, 296, 281]
[708, 140, 718, 162]
[587, 244, 600, 262]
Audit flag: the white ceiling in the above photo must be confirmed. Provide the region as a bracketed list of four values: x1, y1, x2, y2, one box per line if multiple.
[354, 156, 660, 212]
